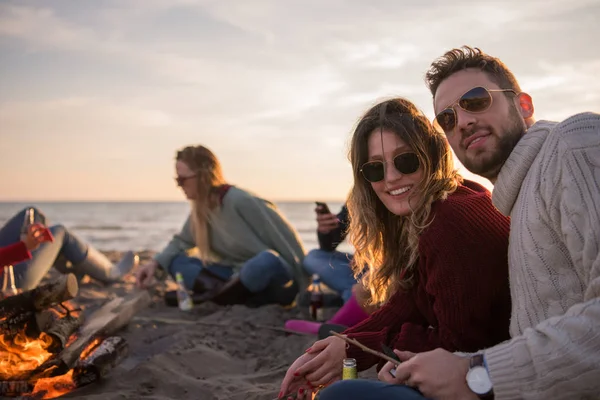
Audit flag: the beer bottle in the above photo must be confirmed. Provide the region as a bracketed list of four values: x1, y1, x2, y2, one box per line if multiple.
[175, 272, 193, 311]
[342, 358, 358, 380]
[309, 274, 324, 321]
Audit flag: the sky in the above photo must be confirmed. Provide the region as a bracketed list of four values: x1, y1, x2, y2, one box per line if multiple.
[0, 0, 599, 201]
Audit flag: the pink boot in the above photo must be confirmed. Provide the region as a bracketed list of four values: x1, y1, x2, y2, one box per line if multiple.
[284, 295, 369, 335]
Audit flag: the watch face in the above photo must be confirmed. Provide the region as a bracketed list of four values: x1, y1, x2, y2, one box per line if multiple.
[467, 366, 493, 395]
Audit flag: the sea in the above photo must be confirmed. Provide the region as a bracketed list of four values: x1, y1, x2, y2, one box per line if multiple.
[0, 202, 353, 254]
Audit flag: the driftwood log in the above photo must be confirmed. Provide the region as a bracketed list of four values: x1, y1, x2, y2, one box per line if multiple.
[0, 274, 78, 321]
[73, 336, 129, 387]
[36, 290, 150, 377]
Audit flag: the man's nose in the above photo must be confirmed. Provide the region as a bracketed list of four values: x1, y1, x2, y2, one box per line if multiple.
[454, 106, 477, 134]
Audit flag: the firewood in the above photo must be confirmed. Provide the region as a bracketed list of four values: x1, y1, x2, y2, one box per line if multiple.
[45, 314, 84, 350]
[36, 291, 150, 376]
[0, 274, 78, 321]
[0, 310, 35, 336]
[0, 380, 33, 397]
[72, 336, 129, 387]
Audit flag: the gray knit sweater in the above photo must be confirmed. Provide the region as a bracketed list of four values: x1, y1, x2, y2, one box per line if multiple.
[484, 113, 600, 399]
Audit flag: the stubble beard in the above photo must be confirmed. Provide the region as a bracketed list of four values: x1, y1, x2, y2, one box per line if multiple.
[462, 105, 527, 180]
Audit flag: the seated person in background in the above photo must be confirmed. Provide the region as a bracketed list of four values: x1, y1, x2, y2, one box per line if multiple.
[0, 207, 137, 291]
[305, 202, 354, 302]
[285, 202, 374, 336]
[279, 97, 512, 399]
[135, 145, 307, 308]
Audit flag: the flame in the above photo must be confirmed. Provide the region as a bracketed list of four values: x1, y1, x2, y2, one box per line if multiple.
[80, 338, 102, 360]
[32, 370, 76, 399]
[0, 331, 54, 380]
[29, 337, 103, 399]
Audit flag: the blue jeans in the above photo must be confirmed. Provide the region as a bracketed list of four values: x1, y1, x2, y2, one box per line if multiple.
[303, 249, 356, 302]
[0, 207, 88, 290]
[318, 380, 427, 400]
[169, 249, 297, 305]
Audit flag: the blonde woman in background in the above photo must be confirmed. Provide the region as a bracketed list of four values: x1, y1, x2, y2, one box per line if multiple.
[135, 145, 307, 307]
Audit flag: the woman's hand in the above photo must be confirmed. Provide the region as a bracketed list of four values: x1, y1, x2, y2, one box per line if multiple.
[135, 260, 159, 288]
[21, 223, 51, 251]
[280, 336, 347, 398]
[279, 352, 319, 399]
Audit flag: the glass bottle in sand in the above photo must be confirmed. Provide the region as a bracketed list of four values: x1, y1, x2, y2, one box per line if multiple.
[175, 272, 193, 311]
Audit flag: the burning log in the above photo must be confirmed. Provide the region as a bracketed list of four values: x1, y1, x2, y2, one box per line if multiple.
[0, 380, 34, 397]
[72, 336, 129, 387]
[45, 313, 84, 350]
[0, 310, 34, 336]
[0, 274, 78, 321]
[37, 291, 150, 376]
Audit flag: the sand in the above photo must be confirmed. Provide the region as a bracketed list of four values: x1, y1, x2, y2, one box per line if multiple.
[54, 251, 330, 400]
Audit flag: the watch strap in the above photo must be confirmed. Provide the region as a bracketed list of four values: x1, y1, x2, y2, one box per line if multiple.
[469, 354, 494, 399]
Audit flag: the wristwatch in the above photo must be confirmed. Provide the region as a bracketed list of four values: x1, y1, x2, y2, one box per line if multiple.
[466, 354, 494, 398]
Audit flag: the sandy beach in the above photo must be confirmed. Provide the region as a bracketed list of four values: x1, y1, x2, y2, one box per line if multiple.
[52, 251, 354, 400]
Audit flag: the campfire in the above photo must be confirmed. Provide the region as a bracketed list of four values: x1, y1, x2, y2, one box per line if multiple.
[0, 274, 150, 399]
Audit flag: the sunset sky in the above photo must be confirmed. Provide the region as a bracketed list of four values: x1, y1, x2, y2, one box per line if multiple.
[1, 0, 598, 201]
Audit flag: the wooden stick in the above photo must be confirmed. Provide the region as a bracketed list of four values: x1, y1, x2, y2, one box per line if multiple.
[329, 331, 400, 365]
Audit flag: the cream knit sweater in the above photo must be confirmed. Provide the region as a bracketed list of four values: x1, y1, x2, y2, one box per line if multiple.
[484, 113, 600, 399]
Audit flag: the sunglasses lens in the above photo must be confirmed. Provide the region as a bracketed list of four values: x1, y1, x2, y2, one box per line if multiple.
[459, 86, 492, 113]
[394, 153, 420, 174]
[435, 109, 456, 133]
[361, 162, 385, 182]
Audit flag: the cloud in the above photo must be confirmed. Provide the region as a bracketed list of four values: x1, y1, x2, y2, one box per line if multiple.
[1, 0, 598, 201]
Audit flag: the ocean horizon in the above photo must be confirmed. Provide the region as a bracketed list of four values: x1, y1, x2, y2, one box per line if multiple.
[0, 201, 353, 254]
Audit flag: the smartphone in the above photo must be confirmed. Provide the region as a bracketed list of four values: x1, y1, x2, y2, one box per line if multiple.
[381, 343, 401, 377]
[315, 201, 331, 215]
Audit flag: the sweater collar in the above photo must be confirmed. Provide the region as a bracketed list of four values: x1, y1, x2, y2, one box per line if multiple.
[492, 121, 557, 216]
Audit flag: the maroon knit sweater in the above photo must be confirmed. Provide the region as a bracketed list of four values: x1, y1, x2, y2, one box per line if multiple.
[345, 180, 511, 371]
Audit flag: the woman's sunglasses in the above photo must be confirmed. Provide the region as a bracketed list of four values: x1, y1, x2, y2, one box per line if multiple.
[175, 175, 196, 186]
[434, 86, 517, 134]
[360, 152, 420, 183]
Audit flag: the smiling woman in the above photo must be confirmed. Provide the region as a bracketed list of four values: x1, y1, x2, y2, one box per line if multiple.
[279, 98, 513, 400]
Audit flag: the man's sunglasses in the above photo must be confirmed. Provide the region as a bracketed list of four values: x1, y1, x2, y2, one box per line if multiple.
[360, 152, 420, 183]
[175, 175, 196, 186]
[434, 86, 517, 134]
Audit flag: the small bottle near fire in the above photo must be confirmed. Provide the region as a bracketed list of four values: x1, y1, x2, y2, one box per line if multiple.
[175, 272, 193, 311]
[308, 273, 324, 321]
[342, 358, 358, 380]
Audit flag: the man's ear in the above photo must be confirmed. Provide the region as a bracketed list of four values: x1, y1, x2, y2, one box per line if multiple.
[517, 92, 534, 120]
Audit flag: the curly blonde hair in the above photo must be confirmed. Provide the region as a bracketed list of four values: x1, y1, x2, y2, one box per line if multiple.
[176, 145, 227, 262]
[348, 98, 462, 304]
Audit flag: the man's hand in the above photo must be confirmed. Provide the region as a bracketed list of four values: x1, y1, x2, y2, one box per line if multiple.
[380, 348, 478, 400]
[135, 260, 159, 288]
[316, 208, 339, 234]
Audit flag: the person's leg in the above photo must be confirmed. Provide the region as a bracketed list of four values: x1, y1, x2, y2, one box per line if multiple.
[168, 254, 234, 290]
[12, 225, 71, 290]
[240, 250, 294, 293]
[13, 224, 136, 289]
[303, 249, 356, 302]
[212, 250, 297, 306]
[0, 206, 47, 247]
[318, 380, 427, 400]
